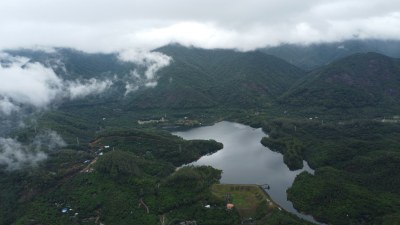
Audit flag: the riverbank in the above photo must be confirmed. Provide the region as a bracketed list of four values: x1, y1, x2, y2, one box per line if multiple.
[174, 121, 322, 224]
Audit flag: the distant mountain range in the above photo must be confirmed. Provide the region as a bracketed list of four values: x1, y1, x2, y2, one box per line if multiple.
[280, 52, 400, 112]
[262, 39, 400, 70]
[4, 41, 400, 114]
[127, 44, 304, 109]
[3, 41, 400, 225]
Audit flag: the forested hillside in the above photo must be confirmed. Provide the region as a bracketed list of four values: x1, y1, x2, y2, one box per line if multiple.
[280, 52, 400, 116]
[2, 45, 400, 225]
[262, 39, 400, 70]
[126, 44, 305, 109]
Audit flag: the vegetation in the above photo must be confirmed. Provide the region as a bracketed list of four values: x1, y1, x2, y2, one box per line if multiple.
[211, 184, 314, 225]
[262, 118, 400, 224]
[261, 137, 304, 170]
[128, 44, 305, 109]
[92, 128, 223, 166]
[280, 52, 400, 114]
[2, 45, 400, 225]
[0, 135, 238, 225]
[261, 39, 400, 70]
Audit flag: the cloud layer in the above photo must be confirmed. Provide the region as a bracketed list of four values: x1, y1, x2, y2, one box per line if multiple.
[0, 131, 66, 170]
[0, 53, 113, 114]
[0, 55, 63, 109]
[67, 78, 113, 100]
[119, 50, 172, 94]
[1, 0, 400, 52]
[0, 53, 116, 170]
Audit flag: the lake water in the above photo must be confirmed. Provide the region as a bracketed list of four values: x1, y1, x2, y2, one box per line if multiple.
[173, 121, 322, 224]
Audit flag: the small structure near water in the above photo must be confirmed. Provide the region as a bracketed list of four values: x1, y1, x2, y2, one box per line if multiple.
[261, 184, 270, 190]
[137, 117, 167, 125]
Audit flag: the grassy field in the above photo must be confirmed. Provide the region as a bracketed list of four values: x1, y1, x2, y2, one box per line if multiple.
[211, 184, 316, 225]
[211, 184, 276, 218]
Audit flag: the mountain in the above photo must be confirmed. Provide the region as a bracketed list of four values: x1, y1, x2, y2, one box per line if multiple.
[3, 45, 400, 225]
[280, 52, 400, 111]
[261, 39, 400, 70]
[1, 46, 306, 144]
[5, 46, 305, 110]
[6, 48, 133, 80]
[126, 44, 305, 109]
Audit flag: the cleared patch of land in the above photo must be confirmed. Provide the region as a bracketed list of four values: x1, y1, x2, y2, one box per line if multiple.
[211, 184, 276, 218]
[211, 184, 316, 225]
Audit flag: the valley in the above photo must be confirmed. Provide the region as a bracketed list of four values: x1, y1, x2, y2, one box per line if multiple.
[1, 42, 400, 225]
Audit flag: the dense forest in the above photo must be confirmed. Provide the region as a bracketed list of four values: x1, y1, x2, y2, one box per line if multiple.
[1, 41, 400, 224]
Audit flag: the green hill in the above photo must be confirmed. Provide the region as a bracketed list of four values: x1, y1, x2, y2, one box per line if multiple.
[280, 52, 400, 113]
[3, 45, 400, 225]
[7, 46, 305, 110]
[261, 39, 400, 70]
[126, 44, 305, 109]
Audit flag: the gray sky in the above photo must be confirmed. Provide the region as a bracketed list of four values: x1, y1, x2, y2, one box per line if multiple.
[1, 0, 400, 52]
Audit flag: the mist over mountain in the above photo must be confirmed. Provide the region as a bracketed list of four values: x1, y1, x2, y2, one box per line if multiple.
[124, 44, 305, 109]
[2, 1, 400, 224]
[0, 48, 175, 170]
[262, 39, 400, 70]
[3, 44, 400, 135]
[280, 52, 400, 113]
[2, 42, 400, 225]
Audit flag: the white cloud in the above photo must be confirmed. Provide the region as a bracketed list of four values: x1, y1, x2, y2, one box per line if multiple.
[0, 53, 111, 170]
[0, 130, 65, 170]
[0, 55, 63, 108]
[0, 97, 20, 115]
[0, 53, 114, 109]
[144, 81, 158, 88]
[67, 78, 113, 100]
[0, 0, 399, 52]
[119, 50, 172, 94]
[32, 130, 66, 151]
[118, 50, 172, 79]
[124, 83, 139, 95]
[0, 137, 47, 170]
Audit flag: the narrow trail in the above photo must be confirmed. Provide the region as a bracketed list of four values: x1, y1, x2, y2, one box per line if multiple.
[80, 157, 98, 173]
[139, 198, 150, 214]
[160, 214, 166, 225]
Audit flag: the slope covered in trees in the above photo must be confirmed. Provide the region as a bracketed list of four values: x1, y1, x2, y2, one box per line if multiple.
[126, 44, 305, 109]
[262, 39, 400, 70]
[280, 52, 400, 115]
[2, 45, 400, 225]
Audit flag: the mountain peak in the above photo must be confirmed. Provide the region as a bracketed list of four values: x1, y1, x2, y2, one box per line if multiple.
[281, 52, 400, 110]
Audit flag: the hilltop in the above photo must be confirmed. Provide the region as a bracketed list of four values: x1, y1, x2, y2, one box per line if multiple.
[2, 45, 400, 225]
[126, 44, 305, 109]
[280, 52, 400, 115]
[262, 39, 400, 70]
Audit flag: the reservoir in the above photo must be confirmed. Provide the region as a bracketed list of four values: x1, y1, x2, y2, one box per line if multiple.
[173, 121, 322, 224]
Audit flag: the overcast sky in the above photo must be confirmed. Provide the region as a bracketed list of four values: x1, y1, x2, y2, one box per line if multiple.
[1, 0, 400, 52]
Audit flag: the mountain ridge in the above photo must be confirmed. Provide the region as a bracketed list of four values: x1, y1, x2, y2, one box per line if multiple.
[127, 44, 306, 109]
[261, 39, 400, 70]
[280, 52, 400, 111]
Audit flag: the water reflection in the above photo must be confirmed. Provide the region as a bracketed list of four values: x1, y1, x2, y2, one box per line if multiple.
[173, 121, 322, 224]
